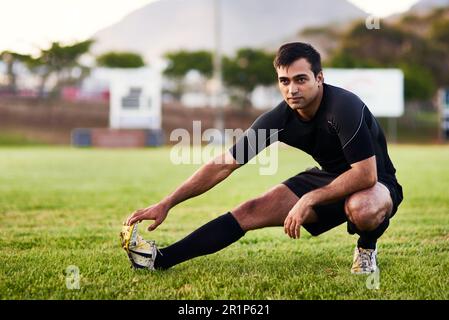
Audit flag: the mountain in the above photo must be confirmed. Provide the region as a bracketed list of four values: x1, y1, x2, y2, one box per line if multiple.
[410, 0, 449, 12]
[91, 0, 367, 63]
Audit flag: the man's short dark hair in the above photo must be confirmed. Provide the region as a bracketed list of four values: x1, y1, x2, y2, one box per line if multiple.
[273, 42, 322, 76]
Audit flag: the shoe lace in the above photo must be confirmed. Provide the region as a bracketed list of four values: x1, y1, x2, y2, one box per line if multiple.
[357, 248, 373, 269]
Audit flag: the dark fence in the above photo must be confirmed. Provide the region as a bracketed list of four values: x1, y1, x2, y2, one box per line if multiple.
[0, 98, 263, 145]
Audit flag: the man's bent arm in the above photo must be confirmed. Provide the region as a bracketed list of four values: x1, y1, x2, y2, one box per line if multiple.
[303, 156, 377, 207]
[160, 151, 241, 210]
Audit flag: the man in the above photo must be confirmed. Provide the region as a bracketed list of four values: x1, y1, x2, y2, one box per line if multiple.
[124, 42, 403, 274]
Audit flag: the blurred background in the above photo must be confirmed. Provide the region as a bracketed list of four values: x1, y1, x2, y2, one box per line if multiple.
[1, 0, 448, 146]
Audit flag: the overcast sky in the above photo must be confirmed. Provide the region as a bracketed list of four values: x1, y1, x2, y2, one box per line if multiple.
[0, 0, 420, 55]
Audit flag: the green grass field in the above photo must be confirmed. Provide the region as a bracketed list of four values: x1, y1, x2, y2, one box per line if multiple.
[0, 145, 448, 300]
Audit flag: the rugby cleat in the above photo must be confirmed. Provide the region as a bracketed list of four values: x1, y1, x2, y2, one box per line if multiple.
[120, 223, 159, 270]
[120, 223, 139, 251]
[351, 246, 378, 274]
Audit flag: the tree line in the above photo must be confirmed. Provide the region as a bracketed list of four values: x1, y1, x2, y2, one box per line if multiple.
[0, 41, 274, 107]
[0, 41, 145, 98]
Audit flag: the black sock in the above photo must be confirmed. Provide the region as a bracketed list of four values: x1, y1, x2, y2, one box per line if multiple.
[356, 218, 390, 250]
[154, 212, 246, 270]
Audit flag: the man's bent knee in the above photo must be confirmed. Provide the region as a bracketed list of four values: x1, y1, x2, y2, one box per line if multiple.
[345, 193, 389, 232]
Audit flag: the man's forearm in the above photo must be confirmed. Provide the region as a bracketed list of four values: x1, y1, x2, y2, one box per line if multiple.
[160, 157, 238, 210]
[303, 159, 377, 208]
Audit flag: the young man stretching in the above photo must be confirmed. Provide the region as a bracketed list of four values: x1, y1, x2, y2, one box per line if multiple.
[123, 42, 403, 274]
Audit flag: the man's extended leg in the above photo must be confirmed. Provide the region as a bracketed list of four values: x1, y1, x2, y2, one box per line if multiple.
[153, 184, 315, 270]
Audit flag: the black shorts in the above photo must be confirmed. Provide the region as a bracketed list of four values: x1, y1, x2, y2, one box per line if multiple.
[282, 167, 403, 236]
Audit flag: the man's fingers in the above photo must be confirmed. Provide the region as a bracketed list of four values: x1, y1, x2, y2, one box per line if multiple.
[127, 215, 136, 225]
[294, 223, 300, 239]
[289, 221, 296, 238]
[285, 217, 295, 239]
[285, 219, 299, 239]
[289, 222, 295, 239]
[284, 217, 291, 235]
[128, 213, 145, 226]
[291, 221, 296, 239]
[126, 209, 142, 225]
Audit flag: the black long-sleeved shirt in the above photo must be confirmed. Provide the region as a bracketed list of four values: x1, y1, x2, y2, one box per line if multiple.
[229, 83, 399, 187]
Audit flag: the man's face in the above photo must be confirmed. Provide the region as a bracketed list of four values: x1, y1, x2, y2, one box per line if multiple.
[276, 58, 323, 111]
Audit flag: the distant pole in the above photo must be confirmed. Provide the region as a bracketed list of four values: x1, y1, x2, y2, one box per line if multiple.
[438, 89, 443, 143]
[212, 0, 225, 142]
[439, 88, 449, 142]
[388, 117, 397, 143]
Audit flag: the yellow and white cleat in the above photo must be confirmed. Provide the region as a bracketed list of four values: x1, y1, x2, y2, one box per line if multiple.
[120, 223, 158, 270]
[351, 246, 378, 274]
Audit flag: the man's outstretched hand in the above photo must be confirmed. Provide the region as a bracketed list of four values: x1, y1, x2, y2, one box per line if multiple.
[283, 196, 316, 239]
[126, 203, 169, 232]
